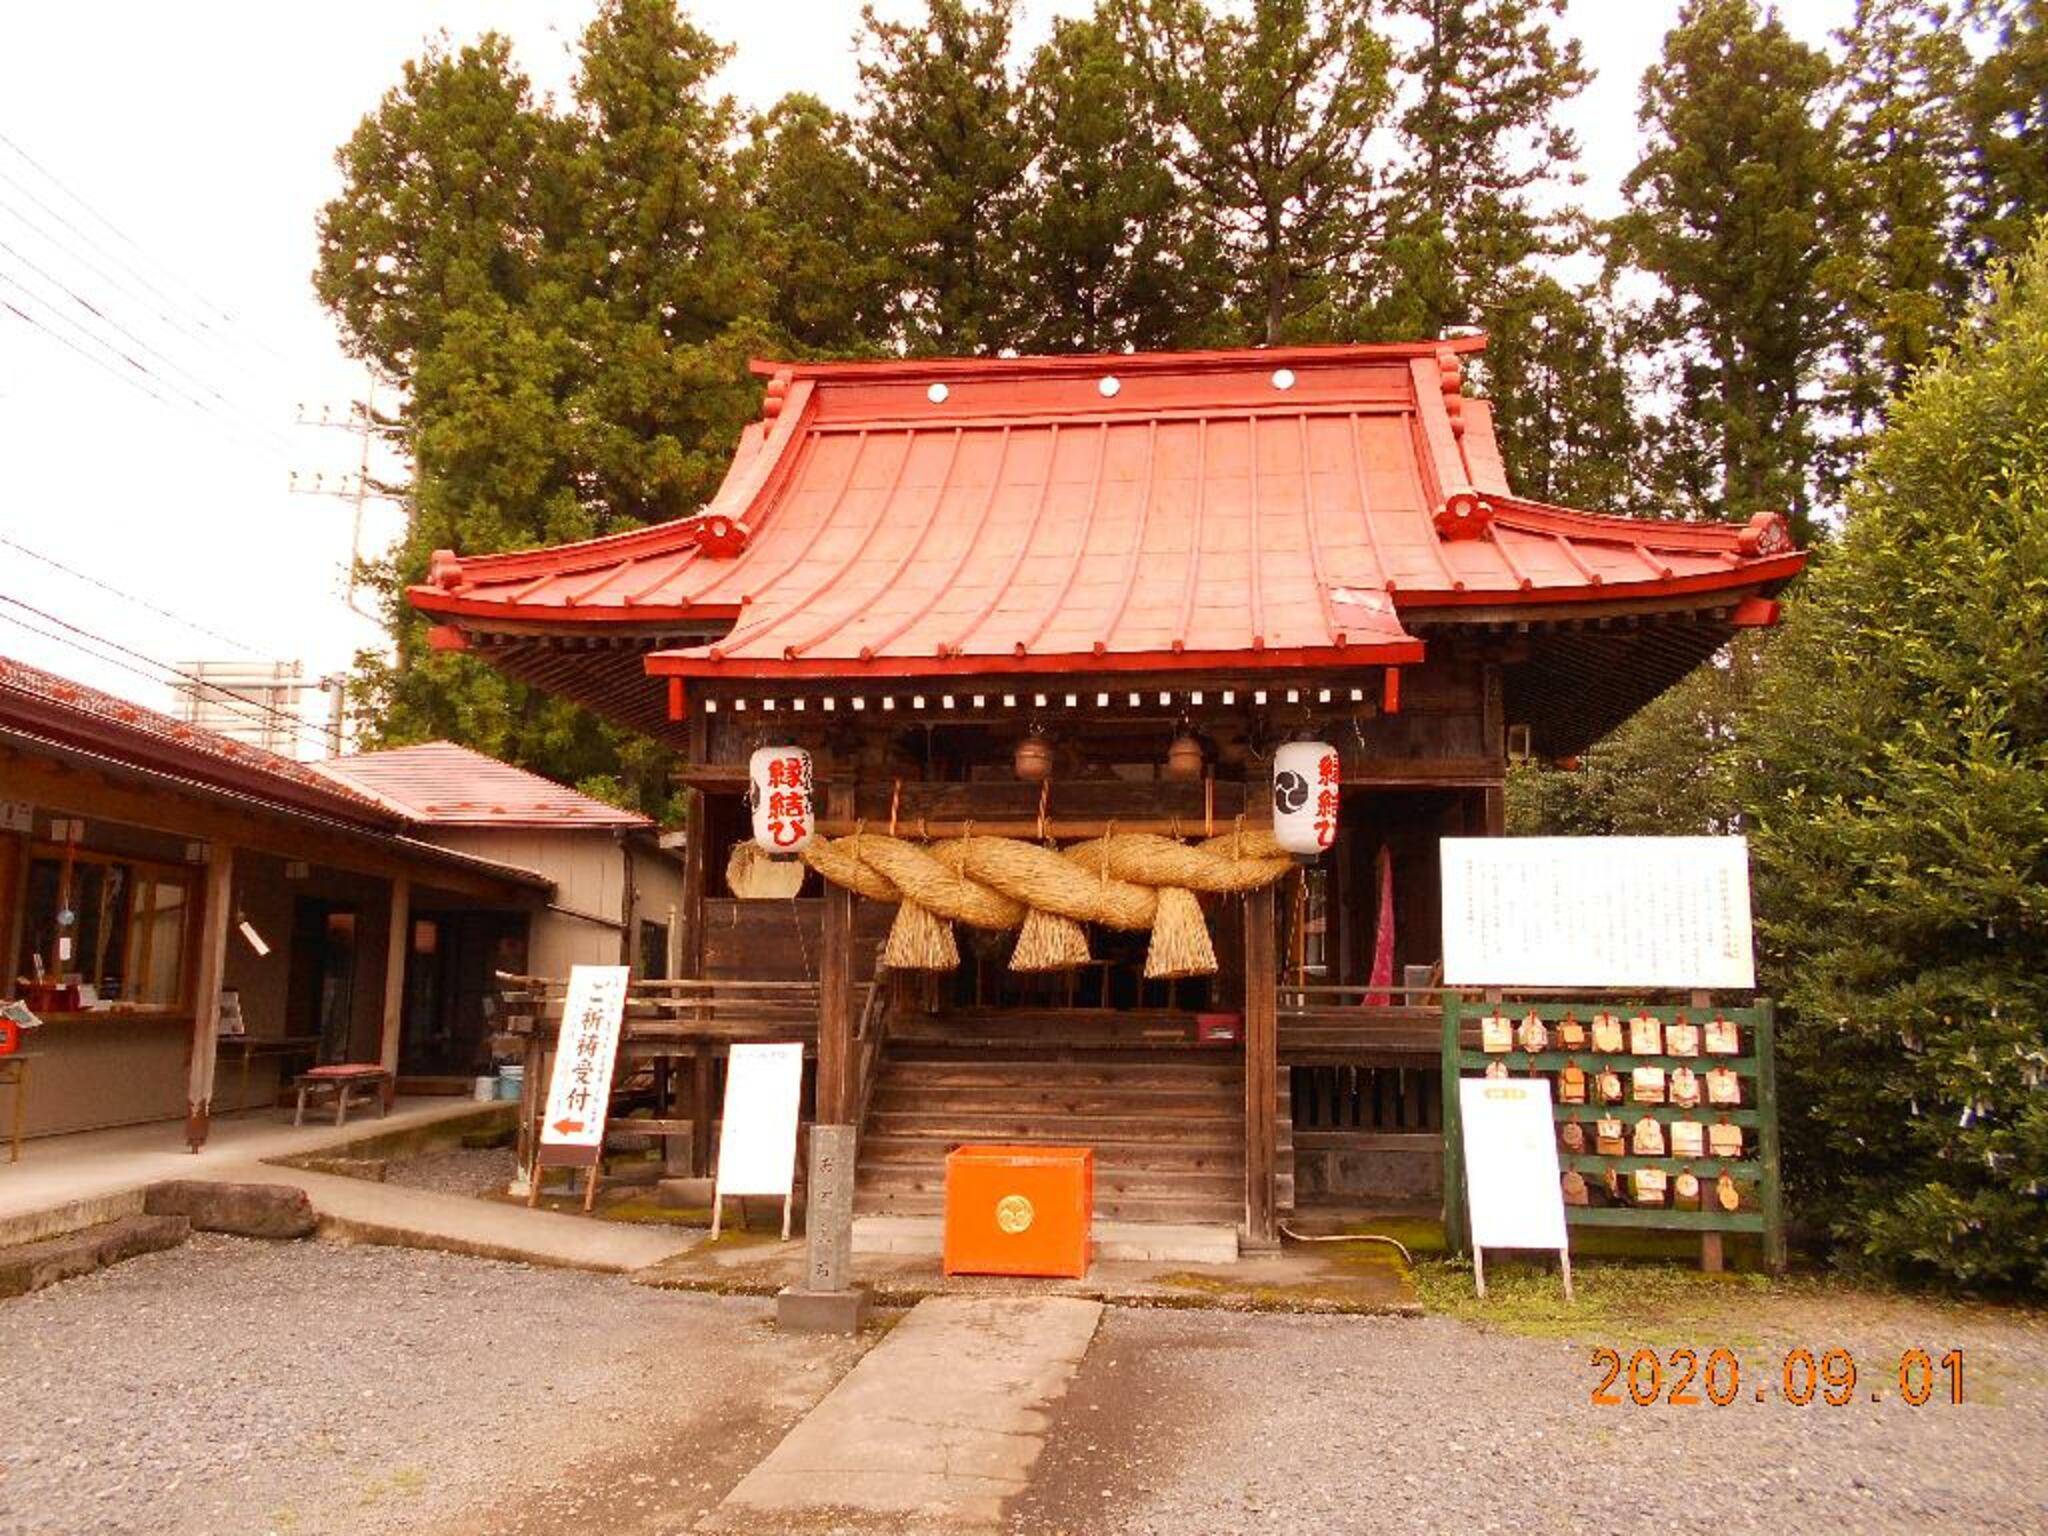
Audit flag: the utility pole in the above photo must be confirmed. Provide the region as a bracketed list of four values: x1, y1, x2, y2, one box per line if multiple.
[291, 381, 399, 620]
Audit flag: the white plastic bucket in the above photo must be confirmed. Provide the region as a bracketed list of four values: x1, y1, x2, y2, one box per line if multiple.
[473, 1076, 497, 1102]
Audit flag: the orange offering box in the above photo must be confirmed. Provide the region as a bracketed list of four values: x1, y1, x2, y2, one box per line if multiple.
[943, 1144, 1094, 1279]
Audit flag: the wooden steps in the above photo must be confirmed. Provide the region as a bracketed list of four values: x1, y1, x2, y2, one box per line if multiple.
[855, 1025, 1293, 1229]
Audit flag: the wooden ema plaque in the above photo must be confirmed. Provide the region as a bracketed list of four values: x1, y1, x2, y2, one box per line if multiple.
[942, 1145, 1094, 1279]
[1441, 994, 1785, 1273]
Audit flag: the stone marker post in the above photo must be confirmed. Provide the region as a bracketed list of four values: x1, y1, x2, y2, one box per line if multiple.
[776, 1123, 870, 1333]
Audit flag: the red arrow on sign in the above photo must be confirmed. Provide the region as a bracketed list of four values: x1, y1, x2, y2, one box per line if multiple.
[551, 1118, 585, 1135]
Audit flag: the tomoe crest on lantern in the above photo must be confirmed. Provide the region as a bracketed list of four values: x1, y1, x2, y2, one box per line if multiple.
[1273, 740, 1340, 856]
[749, 746, 814, 853]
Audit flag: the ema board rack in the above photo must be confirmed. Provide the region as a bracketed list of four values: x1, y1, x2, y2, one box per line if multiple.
[1441, 994, 1785, 1272]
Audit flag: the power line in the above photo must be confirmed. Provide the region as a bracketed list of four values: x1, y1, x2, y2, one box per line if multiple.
[0, 188, 289, 389]
[0, 291, 183, 412]
[0, 234, 293, 454]
[0, 608, 313, 750]
[0, 533, 263, 656]
[0, 271, 294, 464]
[0, 130, 292, 370]
[0, 594, 315, 742]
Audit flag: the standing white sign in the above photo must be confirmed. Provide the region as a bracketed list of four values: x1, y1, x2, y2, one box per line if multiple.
[1441, 836, 1755, 990]
[1458, 1075, 1572, 1299]
[711, 1041, 805, 1239]
[537, 964, 630, 1157]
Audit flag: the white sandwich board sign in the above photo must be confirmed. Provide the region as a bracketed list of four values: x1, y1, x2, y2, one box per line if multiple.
[711, 1041, 805, 1240]
[535, 965, 630, 1202]
[1441, 836, 1755, 990]
[1457, 1075, 1572, 1300]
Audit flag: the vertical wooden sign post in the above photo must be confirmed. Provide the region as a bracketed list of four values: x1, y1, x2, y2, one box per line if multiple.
[530, 964, 629, 1212]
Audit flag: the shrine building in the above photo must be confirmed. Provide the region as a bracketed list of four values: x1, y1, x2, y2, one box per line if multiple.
[410, 341, 1806, 1250]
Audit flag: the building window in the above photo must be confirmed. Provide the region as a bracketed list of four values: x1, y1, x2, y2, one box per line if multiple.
[15, 846, 193, 1010]
[638, 920, 670, 981]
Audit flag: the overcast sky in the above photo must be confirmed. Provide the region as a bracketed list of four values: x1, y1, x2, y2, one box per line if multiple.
[0, 1, 1853, 748]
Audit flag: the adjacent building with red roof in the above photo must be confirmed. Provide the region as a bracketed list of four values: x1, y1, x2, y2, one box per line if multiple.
[0, 659, 682, 1146]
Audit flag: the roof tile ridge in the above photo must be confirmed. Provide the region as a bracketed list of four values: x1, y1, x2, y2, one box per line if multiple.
[748, 337, 1489, 383]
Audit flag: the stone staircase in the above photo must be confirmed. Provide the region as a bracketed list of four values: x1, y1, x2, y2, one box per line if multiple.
[853, 1010, 1293, 1231]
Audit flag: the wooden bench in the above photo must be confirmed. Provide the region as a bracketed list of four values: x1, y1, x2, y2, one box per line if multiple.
[292, 1064, 392, 1127]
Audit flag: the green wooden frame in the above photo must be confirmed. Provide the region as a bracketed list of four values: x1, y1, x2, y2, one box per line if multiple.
[1441, 994, 1785, 1271]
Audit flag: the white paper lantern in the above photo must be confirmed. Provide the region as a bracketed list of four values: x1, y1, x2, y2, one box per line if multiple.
[1272, 740, 1340, 856]
[749, 745, 814, 853]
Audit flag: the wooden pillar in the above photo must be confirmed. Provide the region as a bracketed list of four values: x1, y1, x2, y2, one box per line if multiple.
[378, 874, 410, 1084]
[185, 845, 235, 1150]
[0, 824, 28, 993]
[1243, 873, 1280, 1250]
[815, 782, 856, 1127]
[679, 788, 707, 979]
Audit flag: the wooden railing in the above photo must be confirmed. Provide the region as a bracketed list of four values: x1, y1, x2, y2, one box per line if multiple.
[493, 972, 871, 1048]
[850, 972, 894, 1132]
[1276, 983, 1443, 1065]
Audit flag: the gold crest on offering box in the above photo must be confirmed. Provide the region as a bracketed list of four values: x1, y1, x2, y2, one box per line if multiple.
[1670, 1119, 1705, 1158]
[1481, 1014, 1512, 1053]
[1632, 1065, 1667, 1104]
[1665, 1020, 1701, 1057]
[1591, 1013, 1624, 1053]
[1632, 1116, 1666, 1156]
[1517, 1013, 1548, 1053]
[1705, 1016, 1740, 1055]
[1629, 1014, 1663, 1055]
[1706, 1067, 1742, 1106]
[1596, 1118, 1626, 1156]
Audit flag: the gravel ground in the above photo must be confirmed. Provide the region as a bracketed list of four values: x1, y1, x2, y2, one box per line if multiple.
[1013, 1293, 2048, 1535]
[0, 1233, 867, 1536]
[381, 1146, 519, 1200]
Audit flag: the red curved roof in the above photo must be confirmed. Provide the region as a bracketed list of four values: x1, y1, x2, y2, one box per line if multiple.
[410, 342, 1804, 682]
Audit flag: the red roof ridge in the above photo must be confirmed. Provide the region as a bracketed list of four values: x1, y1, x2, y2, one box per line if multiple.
[748, 337, 1490, 384]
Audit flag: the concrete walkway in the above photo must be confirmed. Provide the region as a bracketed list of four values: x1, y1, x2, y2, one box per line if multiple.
[0, 1098, 497, 1244]
[706, 1294, 1102, 1531]
[255, 1161, 698, 1272]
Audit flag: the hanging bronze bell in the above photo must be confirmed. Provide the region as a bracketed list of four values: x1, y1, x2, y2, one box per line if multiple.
[1164, 732, 1206, 781]
[1014, 730, 1054, 782]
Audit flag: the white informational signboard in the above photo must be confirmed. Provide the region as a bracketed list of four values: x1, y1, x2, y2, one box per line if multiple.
[1441, 836, 1755, 990]
[711, 1041, 805, 1239]
[1458, 1075, 1572, 1299]
[537, 965, 630, 1160]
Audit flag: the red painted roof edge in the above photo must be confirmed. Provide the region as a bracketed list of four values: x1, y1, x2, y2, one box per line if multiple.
[1395, 552, 1809, 612]
[410, 380, 819, 618]
[746, 336, 1489, 383]
[643, 637, 1427, 681]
